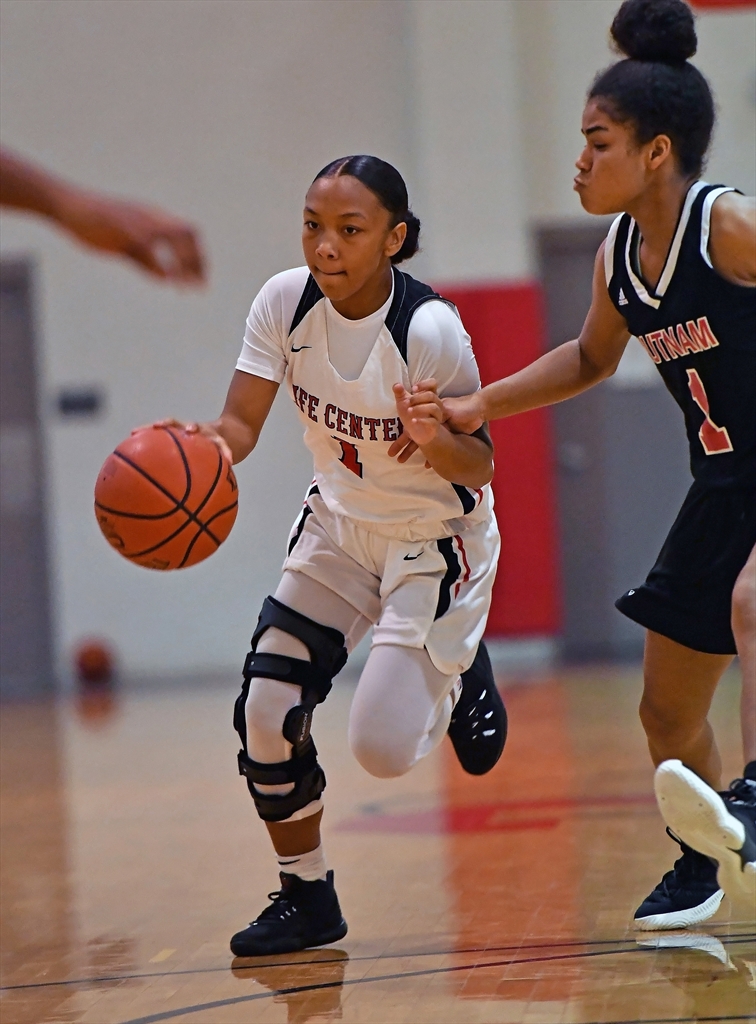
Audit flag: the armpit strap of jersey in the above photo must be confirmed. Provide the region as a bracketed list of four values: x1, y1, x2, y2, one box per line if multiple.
[385, 266, 457, 363]
[289, 275, 324, 336]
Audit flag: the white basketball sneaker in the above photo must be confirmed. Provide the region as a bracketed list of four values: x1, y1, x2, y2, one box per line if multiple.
[654, 760, 756, 911]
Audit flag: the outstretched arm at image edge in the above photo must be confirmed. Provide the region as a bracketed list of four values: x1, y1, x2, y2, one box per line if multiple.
[0, 146, 205, 283]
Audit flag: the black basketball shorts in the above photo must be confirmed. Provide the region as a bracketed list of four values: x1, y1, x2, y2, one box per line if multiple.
[615, 481, 756, 656]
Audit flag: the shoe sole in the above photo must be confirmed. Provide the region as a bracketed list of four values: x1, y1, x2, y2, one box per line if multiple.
[230, 918, 348, 958]
[633, 887, 724, 931]
[655, 760, 756, 908]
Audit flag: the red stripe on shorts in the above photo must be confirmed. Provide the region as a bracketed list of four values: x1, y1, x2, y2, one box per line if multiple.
[454, 535, 472, 598]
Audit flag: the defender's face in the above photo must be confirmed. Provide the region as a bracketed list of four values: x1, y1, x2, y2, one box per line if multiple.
[302, 176, 402, 304]
[574, 100, 648, 215]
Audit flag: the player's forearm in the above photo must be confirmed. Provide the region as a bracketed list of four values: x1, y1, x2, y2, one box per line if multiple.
[211, 413, 259, 465]
[480, 339, 609, 421]
[420, 428, 493, 487]
[0, 147, 72, 220]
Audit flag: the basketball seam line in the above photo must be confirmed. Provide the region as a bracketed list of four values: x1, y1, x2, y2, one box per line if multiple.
[111, 500, 238, 561]
[111, 451, 223, 552]
[94, 499, 182, 521]
[107, 436, 227, 561]
[167, 429, 226, 567]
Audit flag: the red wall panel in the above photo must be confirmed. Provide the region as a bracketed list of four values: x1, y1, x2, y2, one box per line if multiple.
[438, 281, 561, 637]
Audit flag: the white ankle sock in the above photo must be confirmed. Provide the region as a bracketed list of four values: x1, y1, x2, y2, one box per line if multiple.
[277, 844, 327, 882]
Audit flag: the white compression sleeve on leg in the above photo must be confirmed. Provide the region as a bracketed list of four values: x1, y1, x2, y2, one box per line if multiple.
[348, 644, 457, 778]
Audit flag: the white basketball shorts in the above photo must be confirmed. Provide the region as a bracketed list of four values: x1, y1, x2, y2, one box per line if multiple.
[282, 486, 500, 677]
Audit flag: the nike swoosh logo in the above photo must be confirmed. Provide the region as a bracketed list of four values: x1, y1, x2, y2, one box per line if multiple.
[290, 345, 311, 352]
[403, 553, 421, 561]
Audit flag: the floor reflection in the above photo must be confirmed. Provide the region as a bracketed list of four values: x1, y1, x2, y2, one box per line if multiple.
[231, 948, 349, 1023]
[0, 670, 748, 1024]
[0, 702, 73, 1024]
[637, 931, 756, 1021]
[81, 935, 137, 986]
[73, 681, 120, 730]
[444, 679, 583, 1006]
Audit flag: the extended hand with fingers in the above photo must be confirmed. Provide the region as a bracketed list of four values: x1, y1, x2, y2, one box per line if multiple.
[388, 379, 442, 463]
[392, 379, 445, 451]
[389, 382, 489, 464]
[59, 191, 206, 284]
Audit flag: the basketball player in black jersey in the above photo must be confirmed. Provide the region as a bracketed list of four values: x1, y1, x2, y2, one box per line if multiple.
[395, 0, 755, 929]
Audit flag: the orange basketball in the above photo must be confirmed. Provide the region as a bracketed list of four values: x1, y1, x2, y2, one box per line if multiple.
[94, 426, 238, 570]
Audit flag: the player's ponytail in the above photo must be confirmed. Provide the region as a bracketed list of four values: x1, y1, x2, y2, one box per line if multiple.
[314, 155, 421, 264]
[589, 0, 714, 179]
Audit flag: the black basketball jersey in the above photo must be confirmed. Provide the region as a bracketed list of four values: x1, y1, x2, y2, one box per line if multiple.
[605, 181, 755, 489]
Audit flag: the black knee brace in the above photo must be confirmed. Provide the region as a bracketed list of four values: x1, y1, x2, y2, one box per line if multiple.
[233, 595, 348, 822]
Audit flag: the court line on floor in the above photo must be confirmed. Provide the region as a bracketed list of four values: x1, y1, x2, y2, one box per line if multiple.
[112, 947, 756, 1024]
[3, 932, 754, 994]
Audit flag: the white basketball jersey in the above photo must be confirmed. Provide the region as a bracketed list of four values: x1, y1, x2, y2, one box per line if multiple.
[284, 268, 492, 538]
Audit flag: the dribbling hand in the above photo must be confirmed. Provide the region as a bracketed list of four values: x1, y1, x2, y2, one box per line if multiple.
[133, 419, 233, 464]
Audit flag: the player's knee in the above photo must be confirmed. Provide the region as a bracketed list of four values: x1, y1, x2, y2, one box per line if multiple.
[233, 595, 349, 821]
[639, 693, 674, 736]
[639, 692, 703, 742]
[732, 566, 756, 639]
[349, 725, 415, 779]
[244, 677, 300, 752]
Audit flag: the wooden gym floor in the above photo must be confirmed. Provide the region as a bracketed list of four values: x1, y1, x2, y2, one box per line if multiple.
[1, 665, 753, 1024]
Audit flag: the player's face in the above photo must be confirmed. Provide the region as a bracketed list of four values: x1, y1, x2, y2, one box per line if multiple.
[574, 100, 650, 215]
[302, 176, 405, 304]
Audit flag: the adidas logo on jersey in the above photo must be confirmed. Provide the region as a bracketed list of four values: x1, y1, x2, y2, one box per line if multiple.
[618, 288, 628, 306]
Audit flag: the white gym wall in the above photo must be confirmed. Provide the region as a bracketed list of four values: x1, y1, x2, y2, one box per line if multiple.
[1, 0, 753, 681]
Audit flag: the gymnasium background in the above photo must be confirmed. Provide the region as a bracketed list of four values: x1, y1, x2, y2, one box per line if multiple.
[1, 0, 754, 690]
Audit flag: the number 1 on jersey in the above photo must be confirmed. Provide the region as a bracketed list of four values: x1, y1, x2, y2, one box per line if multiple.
[335, 438, 364, 478]
[686, 369, 733, 455]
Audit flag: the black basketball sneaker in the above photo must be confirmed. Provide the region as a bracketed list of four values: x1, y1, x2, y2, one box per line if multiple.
[230, 870, 347, 957]
[655, 759, 756, 908]
[634, 828, 723, 930]
[447, 640, 507, 775]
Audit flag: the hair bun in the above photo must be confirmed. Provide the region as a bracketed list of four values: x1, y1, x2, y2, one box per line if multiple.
[611, 0, 697, 63]
[392, 211, 421, 265]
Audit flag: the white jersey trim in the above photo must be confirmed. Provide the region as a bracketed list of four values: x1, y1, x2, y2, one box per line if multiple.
[625, 180, 708, 308]
[624, 224, 660, 310]
[700, 187, 735, 270]
[655, 180, 707, 297]
[604, 214, 623, 288]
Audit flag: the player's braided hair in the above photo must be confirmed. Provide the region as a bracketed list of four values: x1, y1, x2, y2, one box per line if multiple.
[589, 0, 715, 179]
[314, 155, 420, 264]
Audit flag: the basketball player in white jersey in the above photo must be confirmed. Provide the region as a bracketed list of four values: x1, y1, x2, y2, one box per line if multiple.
[160, 155, 507, 956]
